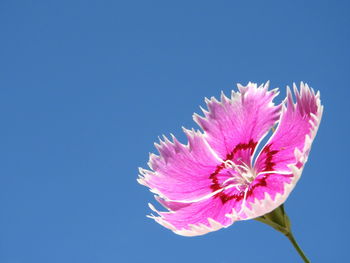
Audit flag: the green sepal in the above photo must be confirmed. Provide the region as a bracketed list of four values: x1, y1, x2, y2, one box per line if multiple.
[254, 204, 291, 235]
[254, 204, 310, 263]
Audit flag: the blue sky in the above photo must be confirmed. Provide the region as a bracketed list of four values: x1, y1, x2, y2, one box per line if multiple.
[1, 1, 349, 262]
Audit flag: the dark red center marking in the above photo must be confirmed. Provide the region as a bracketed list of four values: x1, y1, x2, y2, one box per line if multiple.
[210, 141, 278, 204]
[260, 143, 278, 172]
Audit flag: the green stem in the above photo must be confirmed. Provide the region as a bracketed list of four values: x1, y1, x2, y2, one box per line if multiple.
[285, 232, 310, 263]
[255, 205, 311, 263]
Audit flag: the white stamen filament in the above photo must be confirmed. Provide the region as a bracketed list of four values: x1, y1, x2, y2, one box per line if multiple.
[222, 177, 236, 185]
[223, 159, 257, 185]
[222, 159, 254, 216]
[224, 160, 248, 172]
[238, 160, 251, 172]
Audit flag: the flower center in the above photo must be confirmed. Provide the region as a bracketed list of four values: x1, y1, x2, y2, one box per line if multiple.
[223, 159, 256, 185]
[209, 156, 258, 208]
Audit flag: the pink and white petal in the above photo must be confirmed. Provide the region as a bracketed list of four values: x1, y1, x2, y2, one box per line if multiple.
[240, 162, 303, 220]
[214, 172, 291, 221]
[148, 196, 243, 236]
[242, 83, 323, 220]
[255, 82, 323, 174]
[194, 82, 281, 166]
[138, 129, 220, 202]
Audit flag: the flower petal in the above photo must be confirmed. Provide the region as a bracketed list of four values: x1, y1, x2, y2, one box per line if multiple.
[255, 82, 323, 174]
[138, 129, 220, 202]
[243, 83, 323, 219]
[148, 196, 243, 236]
[139, 81, 323, 235]
[194, 82, 281, 167]
[149, 166, 300, 235]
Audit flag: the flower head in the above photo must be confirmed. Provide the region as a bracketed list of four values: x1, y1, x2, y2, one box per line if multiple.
[138, 82, 323, 236]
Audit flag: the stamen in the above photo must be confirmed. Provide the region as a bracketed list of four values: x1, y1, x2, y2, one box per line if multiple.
[238, 160, 251, 171]
[224, 160, 248, 172]
[224, 183, 242, 191]
[222, 177, 237, 185]
[223, 159, 255, 185]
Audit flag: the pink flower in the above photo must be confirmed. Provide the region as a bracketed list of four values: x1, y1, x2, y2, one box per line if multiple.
[138, 82, 323, 236]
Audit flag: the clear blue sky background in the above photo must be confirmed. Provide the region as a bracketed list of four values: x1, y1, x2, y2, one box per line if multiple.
[1, 1, 349, 262]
